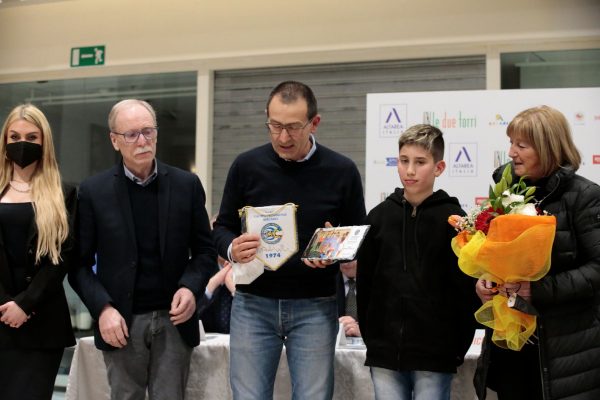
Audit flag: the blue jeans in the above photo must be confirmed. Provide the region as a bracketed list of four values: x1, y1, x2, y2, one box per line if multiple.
[229, 291, 337, 400]
[371, 367, 453, 400]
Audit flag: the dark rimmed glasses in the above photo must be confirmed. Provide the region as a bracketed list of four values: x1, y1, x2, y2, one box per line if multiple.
[112, 127, 158, 143]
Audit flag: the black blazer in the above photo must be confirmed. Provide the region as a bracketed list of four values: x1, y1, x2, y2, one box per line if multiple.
[0, 184, 77, 349]
[69, 161, 217, 350]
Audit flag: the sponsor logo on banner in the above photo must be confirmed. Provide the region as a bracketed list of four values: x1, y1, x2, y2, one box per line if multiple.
[593, 155, 600, 164]
[488, 114, 509, 127]
[422, 111, 477, 129]
[386, 157, 398, 166]
[494, 150, 510, 169]
[372, 157, 399, 166]
[574, 112, 585, 125]
[449, 143, 477, 177]
[379, 105, 407, 137]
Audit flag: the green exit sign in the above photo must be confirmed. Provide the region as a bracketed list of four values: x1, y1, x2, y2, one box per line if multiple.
[70, 46, 105, 67]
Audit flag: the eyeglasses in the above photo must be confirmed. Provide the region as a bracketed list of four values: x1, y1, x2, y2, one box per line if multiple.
[112, 127, 158, 143]
[265, 118, 313, 136]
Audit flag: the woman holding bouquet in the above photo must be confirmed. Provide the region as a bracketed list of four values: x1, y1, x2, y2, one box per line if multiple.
[0, 104, 76, 399]
[474, 105, 600, 400]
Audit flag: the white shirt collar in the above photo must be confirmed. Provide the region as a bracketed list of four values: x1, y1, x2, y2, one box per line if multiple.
[282, 134, 317, 162]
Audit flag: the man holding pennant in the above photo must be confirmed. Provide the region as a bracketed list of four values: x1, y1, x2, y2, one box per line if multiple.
[213, 81, 366, 400]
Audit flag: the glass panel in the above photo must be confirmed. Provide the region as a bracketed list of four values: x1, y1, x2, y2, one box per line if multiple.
[0, 71, 197, 185]
[501, 49, 600, 89]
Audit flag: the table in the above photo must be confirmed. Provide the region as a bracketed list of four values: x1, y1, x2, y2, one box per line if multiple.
[66, 333, 494, 399]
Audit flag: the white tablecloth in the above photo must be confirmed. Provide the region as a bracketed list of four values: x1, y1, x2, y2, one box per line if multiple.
[66, 334, 493, 400]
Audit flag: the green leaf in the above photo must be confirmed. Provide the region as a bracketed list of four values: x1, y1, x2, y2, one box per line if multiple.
[494, 198, 503, 210]
[493, 181, 502, 197]
[500, 178, 508, 194]
[525, 186, 536, 197]
[502, 164, 513, 186]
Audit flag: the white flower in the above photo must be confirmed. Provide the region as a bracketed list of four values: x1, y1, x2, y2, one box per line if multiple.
[501, 190, 524, 208]
[510, 203, 538, 216]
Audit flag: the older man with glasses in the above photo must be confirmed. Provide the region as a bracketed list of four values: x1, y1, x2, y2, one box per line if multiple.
[69, 99, 217, 400]
[213, 81, 366, 399]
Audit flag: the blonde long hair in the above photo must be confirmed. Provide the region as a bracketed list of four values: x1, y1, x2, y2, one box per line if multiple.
[0, 104, 68, 265]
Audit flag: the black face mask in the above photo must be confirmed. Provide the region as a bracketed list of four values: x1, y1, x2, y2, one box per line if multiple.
[6, 141, 43, 168]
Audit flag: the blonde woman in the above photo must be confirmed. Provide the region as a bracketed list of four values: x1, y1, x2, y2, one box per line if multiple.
[0, 104, 76, 400]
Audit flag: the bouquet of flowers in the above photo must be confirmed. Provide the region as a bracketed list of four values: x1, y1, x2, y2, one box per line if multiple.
[448, 164, 556, 351]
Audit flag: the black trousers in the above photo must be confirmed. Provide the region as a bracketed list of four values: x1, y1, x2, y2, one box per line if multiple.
[487, 342, 543, 400]
[0, 347, 64, 400]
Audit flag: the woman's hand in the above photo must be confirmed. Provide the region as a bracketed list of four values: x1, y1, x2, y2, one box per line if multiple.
[502, 281, 531, 302]
[475, 279, 498, 304]
[0, 301, 29, 328]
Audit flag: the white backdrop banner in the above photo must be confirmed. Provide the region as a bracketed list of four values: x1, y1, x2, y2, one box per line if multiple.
[365, 88, 600, 212]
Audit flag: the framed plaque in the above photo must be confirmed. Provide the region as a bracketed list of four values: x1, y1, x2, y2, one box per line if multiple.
[301, 225, 370, 261]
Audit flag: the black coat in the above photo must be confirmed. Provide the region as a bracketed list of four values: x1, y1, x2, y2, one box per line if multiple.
[475, 164, 600, 400]
[69, 161, 217, 350]
[357, 189, 478, 373]
[0, 184, 76, 349]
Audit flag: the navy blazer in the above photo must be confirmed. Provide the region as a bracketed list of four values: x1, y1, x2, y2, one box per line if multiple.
[0, 184, 77, 349]
[69, 160, 217, 350]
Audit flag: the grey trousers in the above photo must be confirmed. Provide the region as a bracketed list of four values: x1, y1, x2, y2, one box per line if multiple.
[102, 310, 193, 400]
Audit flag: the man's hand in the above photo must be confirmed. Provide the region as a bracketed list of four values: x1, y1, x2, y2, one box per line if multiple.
[170, 287, 196, 325]
[231, 233, 260, 263]
[303, 258, 334, 269]
[0, 301, 29, 328]
[99, 305, 129, 348]
[303, 221, 335, 269]
[339, 316, 361, 337]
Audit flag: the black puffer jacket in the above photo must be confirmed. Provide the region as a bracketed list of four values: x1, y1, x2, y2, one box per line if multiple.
[475, 164, 600, 400]
[357, 189, 478, 373]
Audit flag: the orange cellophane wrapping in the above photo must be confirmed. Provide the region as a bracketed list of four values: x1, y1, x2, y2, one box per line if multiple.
[451, 214, 556, 351]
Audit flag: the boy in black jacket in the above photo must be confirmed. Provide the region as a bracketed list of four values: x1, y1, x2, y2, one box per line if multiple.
[357, 124, 477, 400]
